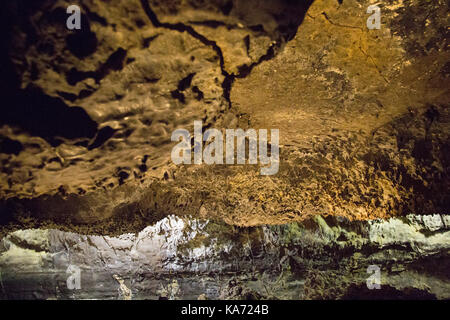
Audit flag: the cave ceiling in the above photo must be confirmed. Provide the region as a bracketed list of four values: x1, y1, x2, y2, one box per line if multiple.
[0, 0, 448, 235]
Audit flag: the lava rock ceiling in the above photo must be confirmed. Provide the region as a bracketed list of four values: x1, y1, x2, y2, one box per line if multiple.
[0, 0, 448, 300]
[0, 0, 448, 234]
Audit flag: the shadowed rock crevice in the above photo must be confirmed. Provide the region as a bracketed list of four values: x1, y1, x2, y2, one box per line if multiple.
[0, 137, 23, 156]
[1, 86, 98, 147]
[140, 0, 233, 107]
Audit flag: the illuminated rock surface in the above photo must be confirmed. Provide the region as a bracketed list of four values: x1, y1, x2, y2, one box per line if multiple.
[0, 0, 448, 299]
[0, 215, 449, 299]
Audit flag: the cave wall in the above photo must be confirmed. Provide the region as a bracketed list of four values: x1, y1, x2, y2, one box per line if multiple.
[1, 214, 449, 299]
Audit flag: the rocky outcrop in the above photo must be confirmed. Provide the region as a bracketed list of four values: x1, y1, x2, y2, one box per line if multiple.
[1, 214, 448, 299]
[231, 0, 450, 222]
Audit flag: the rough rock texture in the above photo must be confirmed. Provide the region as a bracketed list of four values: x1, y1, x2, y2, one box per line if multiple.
[0, 0, 314, 232]
[0, 0, 448, 300]
[0, 0, 447, 233]
[0, 215, 449, 299]
[231, 0, 450, 222]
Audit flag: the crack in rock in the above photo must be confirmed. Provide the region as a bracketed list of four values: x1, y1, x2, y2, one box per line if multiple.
[139, 0, 301, 111]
